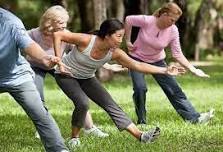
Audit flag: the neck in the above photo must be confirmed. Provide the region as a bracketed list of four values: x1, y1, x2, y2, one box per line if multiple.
[95, 36, 111, 52]
[156, 17, 165, 30]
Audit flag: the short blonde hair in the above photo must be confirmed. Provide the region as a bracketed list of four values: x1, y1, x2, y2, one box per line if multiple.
[153, 2, 182, 18]
[39, 5, 69, 33]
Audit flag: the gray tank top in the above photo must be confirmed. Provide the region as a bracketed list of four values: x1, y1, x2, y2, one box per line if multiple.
[58, 35, 113, 79]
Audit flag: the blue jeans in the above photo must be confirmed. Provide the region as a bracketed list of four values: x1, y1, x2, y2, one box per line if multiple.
[32, 66, 55, 102]
[0, 81, 68, 152]
[129, 57, 200, 124]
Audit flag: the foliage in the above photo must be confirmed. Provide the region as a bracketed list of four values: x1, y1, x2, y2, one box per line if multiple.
[0, 62, 223, 152]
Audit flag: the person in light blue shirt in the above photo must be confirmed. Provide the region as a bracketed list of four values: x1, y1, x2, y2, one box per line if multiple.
[0, 7, 69, 152]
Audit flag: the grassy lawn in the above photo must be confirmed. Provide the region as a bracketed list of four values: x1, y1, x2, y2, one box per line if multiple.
[0, 63, 223, 152]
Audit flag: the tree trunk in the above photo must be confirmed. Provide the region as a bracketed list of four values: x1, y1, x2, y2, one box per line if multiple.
[124, 0, 148, 43]
[76, 0, 94, 32]
[50, 0, 67, 8]
[93, 0, 107, 29]
[107, 0, 125, 21]
[193, 0, 218, 61]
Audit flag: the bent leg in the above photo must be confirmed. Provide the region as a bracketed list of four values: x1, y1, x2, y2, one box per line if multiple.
[152, 60, 200, 122]
[55, 74, 89, 131]
[129, 69, 148, 124]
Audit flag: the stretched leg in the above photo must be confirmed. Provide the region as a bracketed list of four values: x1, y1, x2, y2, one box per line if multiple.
[129, 69, 148, 124]
[81, 77, 160, 142]
[80, 77, 132, 130]
[8, 81, 68, 152]
[152, 60, 200, 122]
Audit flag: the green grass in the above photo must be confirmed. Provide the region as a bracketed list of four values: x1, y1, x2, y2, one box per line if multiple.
[0, 63, 223, 152]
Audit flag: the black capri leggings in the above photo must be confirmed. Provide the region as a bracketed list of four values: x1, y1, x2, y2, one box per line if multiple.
[55, 74, 132, 131]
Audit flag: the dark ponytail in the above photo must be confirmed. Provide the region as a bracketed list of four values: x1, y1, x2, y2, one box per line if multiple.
[96, 18, 124, 39]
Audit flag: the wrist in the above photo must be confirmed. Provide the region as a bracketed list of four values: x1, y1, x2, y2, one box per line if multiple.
[188, 66, 197, 74]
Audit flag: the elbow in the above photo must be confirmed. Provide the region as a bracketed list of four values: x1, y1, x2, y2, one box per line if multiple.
[53, 31, 62, 41]
[125, 16, 132, 25]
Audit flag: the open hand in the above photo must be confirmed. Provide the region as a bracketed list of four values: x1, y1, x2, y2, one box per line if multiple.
[104, 63, 128, 72]
[193, 68, 210, 78]
[167, 65, 186, 76]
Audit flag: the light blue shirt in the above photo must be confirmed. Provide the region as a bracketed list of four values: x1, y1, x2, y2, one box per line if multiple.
[0, 8, 34, 87]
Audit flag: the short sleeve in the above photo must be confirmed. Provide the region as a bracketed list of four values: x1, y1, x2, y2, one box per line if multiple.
[11, 24, 34, 49]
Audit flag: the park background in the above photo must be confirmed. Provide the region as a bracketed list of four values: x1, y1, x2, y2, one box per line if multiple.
[0, 0, 223, 152]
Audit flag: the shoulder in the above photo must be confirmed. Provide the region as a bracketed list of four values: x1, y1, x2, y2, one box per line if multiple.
[112, 48, 126, 59]
[171, 25, 179, 33]
[144, 15, 156, 25]
[28, 27, 40, 38]
[0, 9, 24, 28]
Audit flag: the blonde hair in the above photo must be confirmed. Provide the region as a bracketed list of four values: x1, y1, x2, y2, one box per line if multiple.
[153, 2, 182, 18]
[39, 5, 69, 33]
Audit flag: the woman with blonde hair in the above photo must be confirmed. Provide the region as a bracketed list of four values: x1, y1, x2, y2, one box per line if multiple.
[125, 2, 214, 125]
[27, 5, 109, 138]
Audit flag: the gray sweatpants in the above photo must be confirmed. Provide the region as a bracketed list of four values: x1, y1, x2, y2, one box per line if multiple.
[0, 81, 68, 152]
[55, 74, 132, 131]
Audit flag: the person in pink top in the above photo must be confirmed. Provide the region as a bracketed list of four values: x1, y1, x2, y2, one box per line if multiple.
[125, 2, 214, 124]
[27, 5, 109, 138]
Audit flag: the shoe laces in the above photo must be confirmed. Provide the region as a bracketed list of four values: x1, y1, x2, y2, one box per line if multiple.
[140, 127, 161, 143]
[67, 138, 80, 149]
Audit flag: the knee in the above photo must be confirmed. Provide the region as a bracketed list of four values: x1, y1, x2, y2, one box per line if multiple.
[76, 101, 89, 111]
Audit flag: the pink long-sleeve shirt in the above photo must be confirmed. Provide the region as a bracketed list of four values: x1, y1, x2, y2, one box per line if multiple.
[125, 15, 184, 63]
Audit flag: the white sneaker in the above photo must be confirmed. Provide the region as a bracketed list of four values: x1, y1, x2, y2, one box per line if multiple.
[84, 125, 109, 138]
[67, 138, 81, 150]
[198, 109, 215, 124]
[140, 127, 161, 143]
[35, 131, 40, 139]
[61, 150, 70, 152]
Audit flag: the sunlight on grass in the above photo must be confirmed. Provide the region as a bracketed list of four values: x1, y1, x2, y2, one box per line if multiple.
[0, 64, 223, 152]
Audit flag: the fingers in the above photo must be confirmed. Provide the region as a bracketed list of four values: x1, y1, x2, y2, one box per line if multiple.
[167, 65, 186, 76]
[195, 69, 210, 78]
[58, 61, 72, 70]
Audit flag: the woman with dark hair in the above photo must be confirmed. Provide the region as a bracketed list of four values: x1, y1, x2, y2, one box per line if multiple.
[53, 18, 184, 149]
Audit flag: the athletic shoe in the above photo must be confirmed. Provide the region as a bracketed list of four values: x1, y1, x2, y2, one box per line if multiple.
[35, 131, 40, 139]
[140, 127, 161, 143]
[84, 125, 109, 138]
[198, 109, 215, 124]
[61, 150, 70, 152]
[67, 138, 81, 150]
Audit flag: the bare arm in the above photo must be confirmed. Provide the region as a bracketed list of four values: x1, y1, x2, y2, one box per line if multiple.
[53, 31, 89, 58]
[112, 48, 184, 75]
[174, 55, 209, 77]
[103, 63, 128, 72]
[24, 42, 60, 68]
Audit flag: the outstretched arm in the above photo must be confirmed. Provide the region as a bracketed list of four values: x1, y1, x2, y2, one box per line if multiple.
[112, 48, 185, 75]
[24, 42, 60, 69]
[174, 55, 209, 78]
